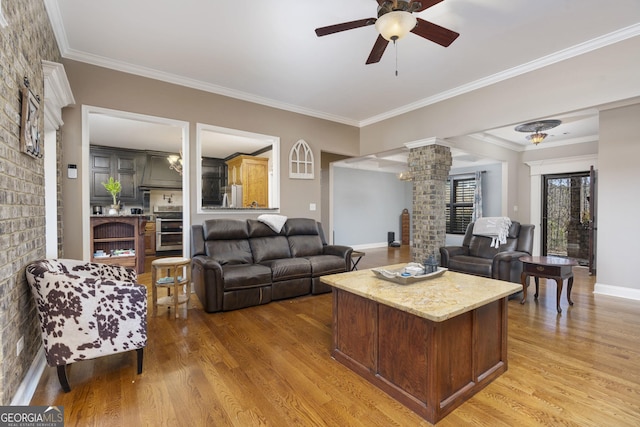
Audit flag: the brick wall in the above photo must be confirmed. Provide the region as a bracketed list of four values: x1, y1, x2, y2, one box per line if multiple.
[408, 144, 452, 263]
[0, 0, 61, 404]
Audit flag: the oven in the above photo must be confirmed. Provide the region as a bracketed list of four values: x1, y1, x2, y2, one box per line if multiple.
[154, 206, 183, 252]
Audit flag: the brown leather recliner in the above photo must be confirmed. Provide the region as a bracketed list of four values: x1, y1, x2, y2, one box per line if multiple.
[439, 221, 534, 284]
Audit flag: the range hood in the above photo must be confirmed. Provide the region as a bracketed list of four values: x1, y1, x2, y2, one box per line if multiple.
[140, 154, 182, 189]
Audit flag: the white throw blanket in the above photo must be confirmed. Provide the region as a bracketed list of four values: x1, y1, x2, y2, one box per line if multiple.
[473, 217, 512, 248]
[258, 214, 288, 233]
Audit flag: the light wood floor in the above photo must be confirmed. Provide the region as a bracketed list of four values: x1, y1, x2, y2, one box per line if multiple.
[31, 247, 640, 426]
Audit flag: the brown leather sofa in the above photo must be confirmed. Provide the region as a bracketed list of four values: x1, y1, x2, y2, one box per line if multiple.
[191, 218, 352, 312]
[439, 221, 534, 284]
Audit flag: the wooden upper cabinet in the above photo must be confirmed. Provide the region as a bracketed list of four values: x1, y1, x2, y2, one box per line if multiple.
[226, 155, 269, 208]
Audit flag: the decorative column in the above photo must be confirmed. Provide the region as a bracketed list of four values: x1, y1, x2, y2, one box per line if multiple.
[407, 140, 452, 263]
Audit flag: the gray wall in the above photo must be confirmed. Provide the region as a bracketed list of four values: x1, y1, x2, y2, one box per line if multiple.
[60, 60, 361, 260]
[596, 103, 640, 296]
[332, 167, 412, 247]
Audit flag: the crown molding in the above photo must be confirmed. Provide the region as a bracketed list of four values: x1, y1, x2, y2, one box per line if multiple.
[43, 0, 639, 129]
[359, 23, 640, 127]
[404, 137, 450, 150]
[42, 60, 75, 131]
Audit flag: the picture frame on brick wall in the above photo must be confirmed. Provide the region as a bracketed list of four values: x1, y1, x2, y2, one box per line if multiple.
[20, 87, 42, 158]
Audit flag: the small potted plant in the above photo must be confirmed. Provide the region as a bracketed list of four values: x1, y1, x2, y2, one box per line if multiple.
[102, 177, 122, 215]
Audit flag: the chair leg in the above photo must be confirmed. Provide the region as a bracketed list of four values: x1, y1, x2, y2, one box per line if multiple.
[136, 348, 144, 374]
[57, 365, 71, 393]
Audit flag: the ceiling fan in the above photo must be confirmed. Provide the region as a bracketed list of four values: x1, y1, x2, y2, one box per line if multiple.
[315, 0, 459, 65]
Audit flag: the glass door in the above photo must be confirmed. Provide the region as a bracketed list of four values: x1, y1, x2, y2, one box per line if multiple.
[542, 171, 593, 266]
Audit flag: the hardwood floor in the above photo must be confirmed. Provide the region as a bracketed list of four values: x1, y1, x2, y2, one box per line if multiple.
[30, 246, 640, 426]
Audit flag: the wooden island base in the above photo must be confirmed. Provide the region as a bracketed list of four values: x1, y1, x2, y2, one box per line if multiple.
[323, 267, 520, 424]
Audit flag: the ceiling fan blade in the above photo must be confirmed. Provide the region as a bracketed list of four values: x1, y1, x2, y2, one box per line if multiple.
[315, 18, 376, 37]
[411, 17, 459, 47]
[410, 0, 444, 13]
[366, 35, 389, 64]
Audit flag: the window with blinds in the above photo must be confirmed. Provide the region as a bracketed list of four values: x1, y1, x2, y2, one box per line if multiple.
[445, 176, 476, 234]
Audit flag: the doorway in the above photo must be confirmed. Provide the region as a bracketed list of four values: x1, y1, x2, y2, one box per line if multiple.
[81, 106, 190, 261]
[542, 171, 592, 267]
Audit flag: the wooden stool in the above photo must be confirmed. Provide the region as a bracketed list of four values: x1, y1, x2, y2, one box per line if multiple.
[151, 257, 191, 318]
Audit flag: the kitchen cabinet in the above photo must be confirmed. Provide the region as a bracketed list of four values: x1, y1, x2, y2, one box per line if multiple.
[90, 146, 184, 207]
[226, 155, 268, 208]
[90, 216, 146, 274]
[144, 221, 156, 255]
[202, 157, 227, 206]
[90, 147, 143, 205]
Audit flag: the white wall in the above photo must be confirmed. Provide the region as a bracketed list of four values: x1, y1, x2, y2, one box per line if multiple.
[333, 167, 412, 247]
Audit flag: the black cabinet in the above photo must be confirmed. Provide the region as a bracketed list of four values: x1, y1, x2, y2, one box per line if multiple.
[90, 147, 143, 205]
[202, 157, 227, 206]
[90, 146, 183, 205]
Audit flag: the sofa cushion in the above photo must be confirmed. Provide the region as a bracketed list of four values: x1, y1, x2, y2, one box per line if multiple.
[306, 255, 346, 277]
[222, 264, 272, 290]
[205, 240, 253, 265]
[250, 236, 291, 263]
[468, 236, 518, 259]
[448, 255, 492, 277]
[202, 219, 253, 264]
[507, 222, 521, 238]
[247, 219, 284, 237]
[260, 258, 311, 281]
[203, 219, 249, 240]
[283, 218, 319, 236]
[288, 235, 324, 257]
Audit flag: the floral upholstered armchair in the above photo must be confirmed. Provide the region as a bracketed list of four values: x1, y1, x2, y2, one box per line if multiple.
[26, 259, 147, 392]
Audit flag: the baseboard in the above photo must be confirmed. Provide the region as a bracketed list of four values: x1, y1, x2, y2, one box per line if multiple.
[593, 283, 640, 301]
[11, 346, 46, 406]
[351, 242, 411, 251]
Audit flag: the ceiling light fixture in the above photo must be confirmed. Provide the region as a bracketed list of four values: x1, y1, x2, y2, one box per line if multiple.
[397, 171, 413, 181]
[375, 10, 417, 42]
[514, 120, 562, 145]
[167, 151, 183, 175]
[528, 132, 547, 145]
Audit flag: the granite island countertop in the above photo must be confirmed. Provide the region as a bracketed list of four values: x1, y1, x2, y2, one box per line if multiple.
[321, 264, 522, 322]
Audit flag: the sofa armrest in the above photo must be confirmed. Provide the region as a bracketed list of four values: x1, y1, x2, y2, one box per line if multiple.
[323, 245, 353, 272]
[491, 251, 530, 283]
[191, 256, 224, 313]
[439, 246, 468, 267]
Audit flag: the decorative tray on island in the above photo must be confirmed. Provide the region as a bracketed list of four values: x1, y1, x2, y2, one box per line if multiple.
[371, 263, 447, 285]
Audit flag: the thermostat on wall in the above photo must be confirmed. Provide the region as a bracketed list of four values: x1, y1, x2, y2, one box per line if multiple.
[67, 164, 77, 179]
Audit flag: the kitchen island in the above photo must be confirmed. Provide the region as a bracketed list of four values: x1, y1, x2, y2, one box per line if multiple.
[321, 265, 521, 424]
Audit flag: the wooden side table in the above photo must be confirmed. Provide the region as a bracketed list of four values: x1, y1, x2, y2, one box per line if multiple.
[519, 256, 578, 313]
[152, 257, 191, 318]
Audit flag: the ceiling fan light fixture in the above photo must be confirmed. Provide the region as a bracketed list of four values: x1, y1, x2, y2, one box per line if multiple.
[514, 119, 562, 145]
[375, 11, 417, 41]
[527, 132, 547, 145]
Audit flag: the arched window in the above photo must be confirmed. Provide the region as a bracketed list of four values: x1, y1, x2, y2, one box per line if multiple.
[289, 139, 314, 179]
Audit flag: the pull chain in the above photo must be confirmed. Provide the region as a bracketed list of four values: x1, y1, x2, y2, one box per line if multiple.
[394, 39, 399, 77]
